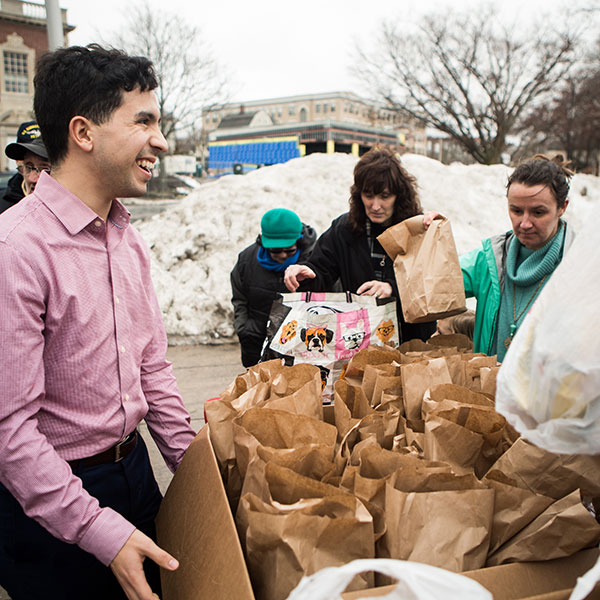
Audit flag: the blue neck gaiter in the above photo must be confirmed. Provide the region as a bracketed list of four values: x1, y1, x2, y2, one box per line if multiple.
[257, 247, 301, 272]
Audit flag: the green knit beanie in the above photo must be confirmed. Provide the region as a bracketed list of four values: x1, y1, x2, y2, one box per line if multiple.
[260, 208, 302, 248]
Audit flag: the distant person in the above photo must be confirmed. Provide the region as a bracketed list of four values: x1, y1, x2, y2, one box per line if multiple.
[231, 207, 317, 367]
[284, 145, 437, 343]
[0, 120, 49, 213]
[461, 154, 575, 361]
[432, 309, 476, 340]
[0, 45, 196, 599]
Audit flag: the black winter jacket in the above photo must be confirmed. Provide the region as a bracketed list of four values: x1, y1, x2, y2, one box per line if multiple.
[302, 213, 435, 343]
[231, 223, 317, 367]
[0, 173, 24, 214]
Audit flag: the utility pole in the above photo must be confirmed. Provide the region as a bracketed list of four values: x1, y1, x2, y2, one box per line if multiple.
[45, 0, 64, 50]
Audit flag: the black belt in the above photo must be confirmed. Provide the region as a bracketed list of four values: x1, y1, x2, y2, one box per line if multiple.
[68, 430, 138, 469]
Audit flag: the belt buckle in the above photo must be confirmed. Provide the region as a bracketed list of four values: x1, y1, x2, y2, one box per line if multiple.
[114, 433, 131, 462]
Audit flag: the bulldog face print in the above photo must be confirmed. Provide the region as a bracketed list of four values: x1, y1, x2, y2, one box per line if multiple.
[300, 326, 334, 352]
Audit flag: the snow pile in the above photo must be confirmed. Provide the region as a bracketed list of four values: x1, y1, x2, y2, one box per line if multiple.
[136, 153, 600, 343]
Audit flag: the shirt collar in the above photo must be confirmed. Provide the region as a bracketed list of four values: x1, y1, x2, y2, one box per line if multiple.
[33, 171, 131, 234]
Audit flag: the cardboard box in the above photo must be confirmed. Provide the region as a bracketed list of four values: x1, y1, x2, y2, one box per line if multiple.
[157, 427, 600, 600]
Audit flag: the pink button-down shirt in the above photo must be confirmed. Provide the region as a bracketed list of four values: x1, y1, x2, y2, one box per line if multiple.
[0, 172, 196, 566]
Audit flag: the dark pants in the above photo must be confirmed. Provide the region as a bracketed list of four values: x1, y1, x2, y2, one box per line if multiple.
[0, 435, 163, 600]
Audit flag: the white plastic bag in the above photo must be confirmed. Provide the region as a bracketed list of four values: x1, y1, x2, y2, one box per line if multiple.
[569, 546, 600, 600]
[286, 558, 492, 600]
[496, 216, 600, 455]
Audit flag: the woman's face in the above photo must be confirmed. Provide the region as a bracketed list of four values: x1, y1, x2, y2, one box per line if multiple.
[361, 189, 396, 226]
[507, 183, 568, 250]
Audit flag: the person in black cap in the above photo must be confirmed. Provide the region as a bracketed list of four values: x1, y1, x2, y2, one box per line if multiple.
[0, 120, 50, 214]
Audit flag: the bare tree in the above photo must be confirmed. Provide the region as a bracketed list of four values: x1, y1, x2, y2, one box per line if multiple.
[520, 75, 600, 173]
[354, 7, 580, 164]
[111, 3, 231, 153]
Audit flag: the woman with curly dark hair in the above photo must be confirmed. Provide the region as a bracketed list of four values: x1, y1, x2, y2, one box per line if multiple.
[461, 154, 575, 361]
[284, 145, 437, 343]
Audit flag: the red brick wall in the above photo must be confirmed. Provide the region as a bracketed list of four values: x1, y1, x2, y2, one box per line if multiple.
[0, 21, 48, 60]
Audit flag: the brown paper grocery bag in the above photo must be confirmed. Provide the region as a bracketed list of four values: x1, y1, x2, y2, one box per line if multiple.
[238, 492, 374, 600]
[485, 437, 600, 499]
[423, 403, 512, 477]
[422, 383, 494, 416]
[483, 470, 555, 554]
[354, 408, 403, 451]
[378, 215, 467, 323]
[341, 444, 452, 510]
[220, 359, 286, 402]
[236, 462, 375, 600]
[486, 489, 600, 566]
[333, 379, 373, 439]
[401, 357, 452, 420]
[334, 406, 403, 468]
[428, 333, 474, 352]
[423, 412, 484, 475]
[362, 363, 402, 406]
[380, 469, 494, 571]
[399, 415, 425, 453]
[463, 355, 499, 392]
[207, 361, 323, 469]
[232, 407, 337, 480]
[344, 346, 404, 381]
[480, 366, 500, 397]
[241, 444, 340, 504]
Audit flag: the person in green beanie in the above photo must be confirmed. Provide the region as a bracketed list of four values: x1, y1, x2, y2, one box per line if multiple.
[231, 208, 317, 367]
[461, 154, 575, 361]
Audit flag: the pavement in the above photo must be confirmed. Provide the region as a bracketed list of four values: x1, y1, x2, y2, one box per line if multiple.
[0, 341, 244, 600]
[145, 342, 244, 493]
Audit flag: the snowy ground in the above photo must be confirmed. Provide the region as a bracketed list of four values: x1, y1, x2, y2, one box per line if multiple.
[135, 153, 600, 343]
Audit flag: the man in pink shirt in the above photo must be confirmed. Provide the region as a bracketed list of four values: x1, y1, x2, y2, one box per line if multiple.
[0, 45, 197, 599]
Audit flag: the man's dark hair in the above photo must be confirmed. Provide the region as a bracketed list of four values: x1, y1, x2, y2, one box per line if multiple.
[34, 44, 159, 165]
[348, 145, 421, 233]
[507, 154, 574, 208]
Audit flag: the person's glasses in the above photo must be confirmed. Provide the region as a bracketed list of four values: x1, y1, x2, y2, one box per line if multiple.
[17, 164, 51, 176]
[268, 247, 297, 256]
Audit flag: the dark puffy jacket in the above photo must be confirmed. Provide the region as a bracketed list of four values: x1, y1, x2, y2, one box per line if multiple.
[231, 223, 317, 367]
[302, 213, 435, 343]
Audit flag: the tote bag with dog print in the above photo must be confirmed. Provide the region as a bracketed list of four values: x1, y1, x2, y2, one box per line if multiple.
[263, 292, 399, 402]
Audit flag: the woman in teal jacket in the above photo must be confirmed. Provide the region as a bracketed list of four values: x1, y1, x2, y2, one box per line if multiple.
[461, 154, 575, 361]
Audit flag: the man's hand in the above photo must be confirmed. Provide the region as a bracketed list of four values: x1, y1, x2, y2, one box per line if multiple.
[110, 529, 179, 600]
[356, 280, 393, 298]
[284, 264, 316, 292]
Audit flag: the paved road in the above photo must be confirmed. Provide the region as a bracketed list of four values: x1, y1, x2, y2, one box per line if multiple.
[146, 342, 243, 493]
[0, 342, 243, 599]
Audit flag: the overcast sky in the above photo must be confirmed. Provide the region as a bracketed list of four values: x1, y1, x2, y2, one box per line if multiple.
[58, 0, 596, 102]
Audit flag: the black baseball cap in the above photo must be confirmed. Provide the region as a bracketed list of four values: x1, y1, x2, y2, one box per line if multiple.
[5, 120, 48, 160]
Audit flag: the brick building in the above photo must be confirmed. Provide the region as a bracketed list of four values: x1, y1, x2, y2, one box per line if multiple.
[0, 0, 73, 171]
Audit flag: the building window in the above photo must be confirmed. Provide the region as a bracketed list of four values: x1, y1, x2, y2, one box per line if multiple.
[288, 105, 296, 116]
[4, 51, 28, 93]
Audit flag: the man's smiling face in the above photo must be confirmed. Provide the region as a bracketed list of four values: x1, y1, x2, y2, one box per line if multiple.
[91, 88, 167, 199]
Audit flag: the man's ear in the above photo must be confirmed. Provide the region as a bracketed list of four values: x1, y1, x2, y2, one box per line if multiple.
[68, 116, 94, 153]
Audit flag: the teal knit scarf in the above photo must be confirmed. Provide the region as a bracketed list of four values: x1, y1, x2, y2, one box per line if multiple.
[495, 220, 566, 361]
